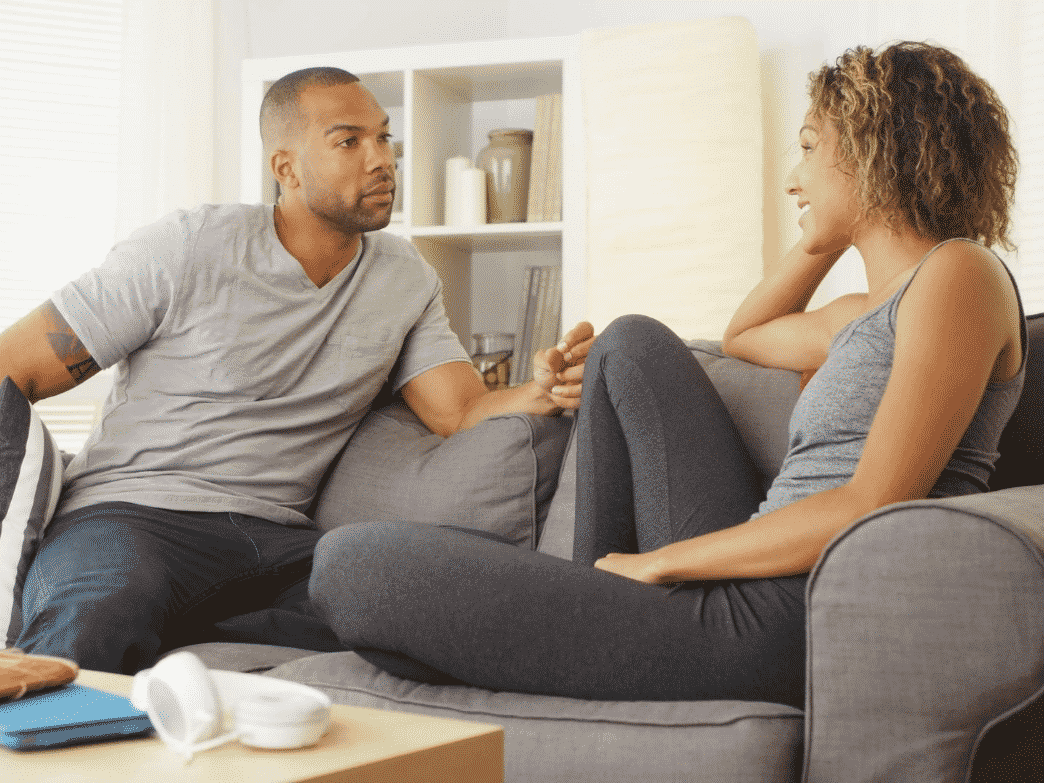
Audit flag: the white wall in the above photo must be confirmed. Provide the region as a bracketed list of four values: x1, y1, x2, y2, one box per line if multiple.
[215, 0, 1023, 305]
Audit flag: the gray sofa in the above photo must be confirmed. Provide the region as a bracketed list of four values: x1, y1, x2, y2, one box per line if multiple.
[178, 312, 1044, 783]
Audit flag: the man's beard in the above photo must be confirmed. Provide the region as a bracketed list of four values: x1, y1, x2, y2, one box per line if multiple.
[303, 173, 395, 235]
[313, 193, 394, 234]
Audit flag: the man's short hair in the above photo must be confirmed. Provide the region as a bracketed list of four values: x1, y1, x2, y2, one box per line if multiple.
[260, 67, 361, 150]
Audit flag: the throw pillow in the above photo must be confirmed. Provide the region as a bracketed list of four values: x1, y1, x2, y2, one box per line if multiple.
[313, 401, 574, 548]
[0, 378, 64, 648]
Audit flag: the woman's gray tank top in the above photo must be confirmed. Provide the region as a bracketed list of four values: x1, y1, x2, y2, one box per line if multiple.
[755, 239, 1027, 519]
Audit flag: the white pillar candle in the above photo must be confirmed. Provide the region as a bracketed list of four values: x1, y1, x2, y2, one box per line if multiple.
[444, 156, 471, 225]
[457, 167, 487, 226]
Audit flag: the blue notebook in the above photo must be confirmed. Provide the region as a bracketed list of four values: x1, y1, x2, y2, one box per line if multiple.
[0, 684, 153, 750]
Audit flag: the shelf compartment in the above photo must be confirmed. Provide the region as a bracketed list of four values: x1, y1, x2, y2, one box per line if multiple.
[415, 61, 562, 102]
[410, 223, 561, 253]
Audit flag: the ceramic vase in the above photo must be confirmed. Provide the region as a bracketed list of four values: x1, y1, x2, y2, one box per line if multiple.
[476, 129, 533, 223]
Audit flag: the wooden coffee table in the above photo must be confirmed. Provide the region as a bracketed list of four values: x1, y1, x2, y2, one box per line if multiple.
[2, 669, 504, 782]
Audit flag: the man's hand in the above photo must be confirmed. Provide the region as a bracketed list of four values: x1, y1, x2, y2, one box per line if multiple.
[532, 321, 595, 410]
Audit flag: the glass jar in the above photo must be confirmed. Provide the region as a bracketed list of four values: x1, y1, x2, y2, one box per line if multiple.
[471, 332, 514, 390]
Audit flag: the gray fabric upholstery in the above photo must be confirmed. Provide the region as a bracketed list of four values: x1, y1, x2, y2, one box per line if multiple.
[170, 641, 318, 672]
[805, 485, 1044, 782]
[536, 420, 578, 559]
[313, 400, 572, 547]
[261, 650, 803, 783]
[687, 340, 802, 491]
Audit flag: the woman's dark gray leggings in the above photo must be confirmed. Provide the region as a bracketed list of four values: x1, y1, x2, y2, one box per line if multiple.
[310, 315, 807, 707]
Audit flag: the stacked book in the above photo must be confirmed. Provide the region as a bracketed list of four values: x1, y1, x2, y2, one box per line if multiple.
[526, 93, 562, 223]
[511, 265, 563, 385]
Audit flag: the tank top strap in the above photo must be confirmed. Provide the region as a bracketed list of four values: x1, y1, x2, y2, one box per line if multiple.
[886, 238, 1028, 380]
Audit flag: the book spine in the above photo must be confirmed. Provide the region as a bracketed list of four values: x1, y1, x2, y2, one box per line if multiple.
[530, 266, 549, 361]
[534, 266, 561, 356]
[515, 266, 540, 384]
[510, 266, 533, 385]
[525, 266, 542, 381]
[546, 265, 563, 348]
[546, 93, 563, 222]
[527, 267, 550, 382]
[526, 94, 552, 223]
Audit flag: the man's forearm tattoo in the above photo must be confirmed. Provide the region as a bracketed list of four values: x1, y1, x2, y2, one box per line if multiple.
[41, 301, 100, 383]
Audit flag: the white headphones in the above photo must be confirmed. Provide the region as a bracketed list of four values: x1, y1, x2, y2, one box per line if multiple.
[130, 651, 331, 760]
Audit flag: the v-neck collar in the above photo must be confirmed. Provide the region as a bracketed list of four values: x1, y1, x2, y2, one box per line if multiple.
[265, 205, 365, 293]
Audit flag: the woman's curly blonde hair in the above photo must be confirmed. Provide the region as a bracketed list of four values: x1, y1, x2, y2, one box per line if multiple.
[808, 41, 1017, 250]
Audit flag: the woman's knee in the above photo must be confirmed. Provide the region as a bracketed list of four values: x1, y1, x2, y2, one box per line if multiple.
[309, 522, 411, 613]
[310, 521, 441, 648]
[590, 314, 678, 363]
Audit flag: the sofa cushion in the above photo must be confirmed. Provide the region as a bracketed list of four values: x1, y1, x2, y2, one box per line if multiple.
[993, 312, 1043, 490]
[313, 401, 573, 548]
[164, 642, 320, 673]
[687, 340, 802, 491]
[263, 650, 804, 783]
[0, 377, 64, 647]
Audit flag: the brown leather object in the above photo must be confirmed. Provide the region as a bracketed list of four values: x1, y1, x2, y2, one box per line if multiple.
[0, 649, 79, 701]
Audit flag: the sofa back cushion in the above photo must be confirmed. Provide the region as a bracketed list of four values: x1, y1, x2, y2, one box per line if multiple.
[992, 312, 1043, 490]
[687, 340, 802, 492]
[312, 401, 573, 548]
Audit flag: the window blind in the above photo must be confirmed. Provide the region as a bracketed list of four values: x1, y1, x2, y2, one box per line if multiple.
[1016, 3, 1044, 314]
[1, 0, 122, 449]
[0, 0, 123, 332]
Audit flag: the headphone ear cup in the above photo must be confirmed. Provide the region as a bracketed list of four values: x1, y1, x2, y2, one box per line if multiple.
[141, 651, 222, 746]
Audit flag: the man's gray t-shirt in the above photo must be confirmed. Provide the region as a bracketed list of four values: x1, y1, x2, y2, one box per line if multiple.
[51, 203, 470, 526]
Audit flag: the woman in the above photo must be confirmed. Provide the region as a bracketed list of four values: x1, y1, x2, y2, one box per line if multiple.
[308, 42, 1026, 708]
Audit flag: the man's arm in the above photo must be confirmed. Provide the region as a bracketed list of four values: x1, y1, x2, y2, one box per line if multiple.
[401, 322, 594, 438]
[401, 363, 555, 438]
[0, 301, 100, 403]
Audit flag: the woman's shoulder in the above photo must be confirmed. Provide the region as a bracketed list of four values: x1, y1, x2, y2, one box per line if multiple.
[899, 238, 1022, 382]
[918, 238, 1009, 282]
[901, 239, 1015, 311]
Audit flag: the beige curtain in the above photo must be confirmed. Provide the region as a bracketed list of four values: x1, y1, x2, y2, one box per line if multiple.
[116, 0, 217, 239]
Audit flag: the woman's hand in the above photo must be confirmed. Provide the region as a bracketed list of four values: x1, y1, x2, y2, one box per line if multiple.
[594, 552, 667, 584]
[532, 321, 595, 409]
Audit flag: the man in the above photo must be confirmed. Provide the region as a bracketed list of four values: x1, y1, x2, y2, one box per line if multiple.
[0, 67, 591, 673]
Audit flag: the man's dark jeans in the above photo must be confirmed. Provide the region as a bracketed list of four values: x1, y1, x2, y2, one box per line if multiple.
[17, 502, 342, 674]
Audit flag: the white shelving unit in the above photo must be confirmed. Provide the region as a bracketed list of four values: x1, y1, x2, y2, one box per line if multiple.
[240, 36, 585, 347]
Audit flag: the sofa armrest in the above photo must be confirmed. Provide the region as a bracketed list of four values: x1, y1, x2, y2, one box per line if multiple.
[804, 485, 1044, 783]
